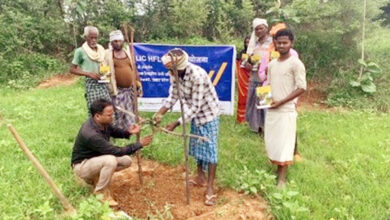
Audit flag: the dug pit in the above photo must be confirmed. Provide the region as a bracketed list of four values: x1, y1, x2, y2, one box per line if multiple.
[109, 160, 272, 220]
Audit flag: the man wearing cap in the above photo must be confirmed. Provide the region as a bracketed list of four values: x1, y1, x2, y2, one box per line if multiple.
[153, 48, 220, 206]
[242, 18, 273, 134]
[104, 30, 142, 130]
[70, 26, 111, 114]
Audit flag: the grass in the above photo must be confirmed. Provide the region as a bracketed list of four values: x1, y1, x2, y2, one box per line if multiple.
[326, 27, 390, 112]
[0, 82, 390, 219]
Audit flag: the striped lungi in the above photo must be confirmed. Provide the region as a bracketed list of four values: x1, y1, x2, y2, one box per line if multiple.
[85, 79, 111, 115]
[189, 118, 219, 171]
[112, 87, 136, 130]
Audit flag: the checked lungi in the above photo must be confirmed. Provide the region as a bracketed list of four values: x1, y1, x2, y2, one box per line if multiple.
[85, 79, 111, 115]
[189, 118, 219, 171]
[111, 87, 136, 130]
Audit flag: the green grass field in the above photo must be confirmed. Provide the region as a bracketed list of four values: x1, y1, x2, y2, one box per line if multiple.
[1, 82, 389, 219]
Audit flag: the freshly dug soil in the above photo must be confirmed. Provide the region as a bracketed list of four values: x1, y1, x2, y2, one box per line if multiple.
[109, 160, 271, 220]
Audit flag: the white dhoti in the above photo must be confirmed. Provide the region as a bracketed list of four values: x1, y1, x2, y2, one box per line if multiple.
[265, 110, 297, 166]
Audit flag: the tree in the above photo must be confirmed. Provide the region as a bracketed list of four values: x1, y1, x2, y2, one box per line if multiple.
[377, 2, 390, 26]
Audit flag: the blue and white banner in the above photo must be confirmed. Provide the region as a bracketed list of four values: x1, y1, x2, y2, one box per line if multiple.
[134, 43, 236, 115]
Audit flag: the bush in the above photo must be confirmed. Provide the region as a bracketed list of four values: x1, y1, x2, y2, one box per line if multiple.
[326, 27, 390, 112]
[0, 53, 67, 89]
[234, 166, 310, 219]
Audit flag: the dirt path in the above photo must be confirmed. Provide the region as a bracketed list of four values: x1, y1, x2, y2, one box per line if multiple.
[297, 81, 328, 110]
[109, 160, 272, 220]
[37, 74, 79, 88]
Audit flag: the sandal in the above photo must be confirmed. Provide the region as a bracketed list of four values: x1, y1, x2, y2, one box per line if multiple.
[204, 194, 217, 206]
[189, 179, 207, 187]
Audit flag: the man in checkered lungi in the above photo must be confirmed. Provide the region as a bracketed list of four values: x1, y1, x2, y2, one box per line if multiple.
[70, 26, 111, 115]
[153, 48, 220, 206]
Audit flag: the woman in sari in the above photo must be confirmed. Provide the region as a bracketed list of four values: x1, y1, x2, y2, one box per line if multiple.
[236, 36, 250, 123]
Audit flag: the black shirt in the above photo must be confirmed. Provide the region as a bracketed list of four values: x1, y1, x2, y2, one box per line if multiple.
[71, 118, 142, 165]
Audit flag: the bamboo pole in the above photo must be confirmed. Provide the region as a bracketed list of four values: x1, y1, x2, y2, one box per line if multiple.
[159, 127, 209, 142]
[115, 106, 136, 118]
[358, 0, 367, 79]
[168, 52, 191, 205]
[123, 23, 143, 186]
[115, 108, 209, 141]
[7, 124, 76, 215]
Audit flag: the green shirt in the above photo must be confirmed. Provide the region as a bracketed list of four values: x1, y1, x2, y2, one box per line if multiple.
[71, 48, 99, 74]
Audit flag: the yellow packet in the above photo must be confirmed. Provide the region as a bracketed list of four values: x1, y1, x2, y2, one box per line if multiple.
[99, 64, 111, 83]
[256, 85, 272, 109]
[250, 55, 262, 63]
[241, 53, 249, 60]
[256, 85, 271, 95]
[99, 64, 110, 75]
[271, 51, 280, 59]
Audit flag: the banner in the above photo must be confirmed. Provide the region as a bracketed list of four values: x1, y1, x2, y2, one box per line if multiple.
[134, 43, 236, 115]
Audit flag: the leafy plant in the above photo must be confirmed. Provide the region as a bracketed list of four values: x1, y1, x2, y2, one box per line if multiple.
[234, 166, 309, 219]
[349, 59, 382, 94]
[266, 0, 301, 24]
[32, 200, 54, 219]
[146, 203, 174, 220]
[69, 195, 113, 220]
[235, 166, 275, 195]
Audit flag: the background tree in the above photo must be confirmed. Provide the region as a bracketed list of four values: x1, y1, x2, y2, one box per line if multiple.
[1, 0, 389, 110]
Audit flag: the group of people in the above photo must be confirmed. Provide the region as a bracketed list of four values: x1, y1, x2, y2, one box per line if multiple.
[69, 15, 306, 208]
[70, 26, 153, 207]
[69, 26, 220, 206]
[237, 18, 306, 187]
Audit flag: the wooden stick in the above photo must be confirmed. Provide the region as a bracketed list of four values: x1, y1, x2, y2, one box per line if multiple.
[358, 0, 367, 80]
[169, 52, 191, 205]
[7, 124, 76, 215]
[159, 127, 209, 142]
[115, 106, 136, 118]
[115, 109, 210, 142]
[123, 23, 144, 186]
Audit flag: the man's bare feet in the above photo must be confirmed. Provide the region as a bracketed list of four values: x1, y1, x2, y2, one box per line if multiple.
[277, 180, 286, 189]
[276, 165, 288, 189]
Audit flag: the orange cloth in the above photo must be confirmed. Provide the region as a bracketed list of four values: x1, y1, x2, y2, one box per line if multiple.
[269, 22, 287, 37]
[236, 60, 250, 123]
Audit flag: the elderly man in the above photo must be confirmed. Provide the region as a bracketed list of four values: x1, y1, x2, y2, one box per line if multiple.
[70, 26, 111, 114]
[71, 99, 153, 206]
[242, 18, 273, 134]
[104, 30, 142, 130]
[153, 48, 220, 206]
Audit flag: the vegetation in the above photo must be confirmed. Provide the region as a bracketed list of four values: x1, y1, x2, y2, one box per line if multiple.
[1, 82, 390, 219]
[1, 0, 389, 111]
[1, 0, 390, 219]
